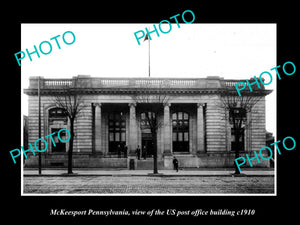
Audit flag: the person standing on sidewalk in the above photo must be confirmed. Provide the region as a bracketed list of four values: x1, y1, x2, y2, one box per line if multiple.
[124, 145, 128, 158]
[136, 145, 141, 160]
[173, 156, 179, 172]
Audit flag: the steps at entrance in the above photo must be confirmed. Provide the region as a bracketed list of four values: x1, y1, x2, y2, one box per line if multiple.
[136, 159, 164, 170]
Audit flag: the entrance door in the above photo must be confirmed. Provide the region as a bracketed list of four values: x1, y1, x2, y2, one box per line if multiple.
[142, 135, 154, 157]
[51, 128, 66, 152]
[140, 112, 156, 157]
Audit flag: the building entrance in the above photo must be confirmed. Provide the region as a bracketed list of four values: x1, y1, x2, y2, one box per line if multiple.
[142, 135, 154, 157]
[140, 111, 156, 157]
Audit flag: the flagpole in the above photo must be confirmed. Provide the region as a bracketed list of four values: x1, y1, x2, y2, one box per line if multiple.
[143, 29, 150, 78]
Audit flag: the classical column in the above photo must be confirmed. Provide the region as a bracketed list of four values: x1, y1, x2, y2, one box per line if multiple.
[95, 103, 102, 153]
[163, 103, 172, 156]
[197, 103, 205, 153]
[225, 108, 231, 152]
[128, 103, 138, 155]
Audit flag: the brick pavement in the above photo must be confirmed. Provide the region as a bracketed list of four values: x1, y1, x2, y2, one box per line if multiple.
[23, 176, 275, 194]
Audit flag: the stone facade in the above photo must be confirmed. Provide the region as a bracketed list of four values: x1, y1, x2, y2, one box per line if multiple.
[24, 75, 272, 169]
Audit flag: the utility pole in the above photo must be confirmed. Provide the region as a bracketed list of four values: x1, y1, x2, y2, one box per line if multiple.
[143, 31, 150, 77]
[38, 76, 42, 175]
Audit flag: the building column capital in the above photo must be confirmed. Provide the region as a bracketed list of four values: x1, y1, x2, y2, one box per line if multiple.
[94, 103, 102, 107]
[128, 102, 137, 108]
[163, 103, 171, 108]
[197, 103, 205, 108]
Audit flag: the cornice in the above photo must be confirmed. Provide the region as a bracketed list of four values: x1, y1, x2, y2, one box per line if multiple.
[23, 87, 225, 96]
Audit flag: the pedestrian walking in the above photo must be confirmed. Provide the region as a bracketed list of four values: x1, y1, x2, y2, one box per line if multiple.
[173, 156, 179, 172]
[136, 145, 141, 160]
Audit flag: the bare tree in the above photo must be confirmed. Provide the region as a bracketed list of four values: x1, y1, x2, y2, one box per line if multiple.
[217, 89, 272, 174]
[132, 80, 171, 174]
[52, 84, 85, 174]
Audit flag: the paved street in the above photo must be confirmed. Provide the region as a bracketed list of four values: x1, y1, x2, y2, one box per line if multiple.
[23, 176, 274, 194]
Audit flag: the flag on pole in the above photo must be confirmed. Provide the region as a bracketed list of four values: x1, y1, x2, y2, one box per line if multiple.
[144, 33, 149, 41]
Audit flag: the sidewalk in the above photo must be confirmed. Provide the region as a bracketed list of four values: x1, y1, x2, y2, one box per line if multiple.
[23, 168, 274, 177]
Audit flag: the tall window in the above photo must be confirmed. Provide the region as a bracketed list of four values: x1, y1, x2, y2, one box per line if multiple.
[231, 128, 245, 151]
[140, 112, 155, 131]
[229, 107, 246, 152]
[48, 108, 67, 152]
[50, 128, 67, 152]
[172, 112, 189, 152]
[108, 112, 126, 153]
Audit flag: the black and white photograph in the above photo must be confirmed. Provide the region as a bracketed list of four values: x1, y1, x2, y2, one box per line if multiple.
[20, 23, 276, 195]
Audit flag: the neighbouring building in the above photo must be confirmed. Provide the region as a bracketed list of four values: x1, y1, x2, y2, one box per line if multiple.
[23, 75, 272, 169]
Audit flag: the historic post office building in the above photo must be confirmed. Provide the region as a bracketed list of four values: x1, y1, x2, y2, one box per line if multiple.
[24, 75, 271, 169]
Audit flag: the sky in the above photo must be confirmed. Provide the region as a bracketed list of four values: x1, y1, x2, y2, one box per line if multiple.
[21, 23, 276, 134]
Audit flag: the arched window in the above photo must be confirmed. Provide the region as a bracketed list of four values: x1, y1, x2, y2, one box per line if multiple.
[108, 112, 126, 153]
[49, 107, 67, 125]
[140, 112, 156, 130]
[172, 112, 189, 152]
